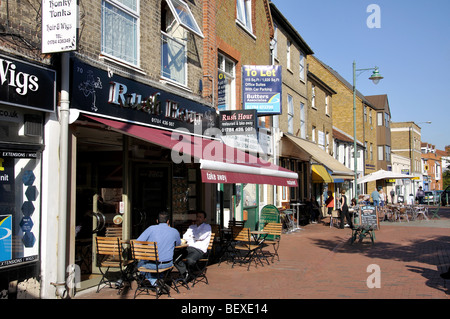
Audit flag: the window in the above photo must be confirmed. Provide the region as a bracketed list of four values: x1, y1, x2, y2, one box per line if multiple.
[364, 106, 367, 122]
[377, 112, 383, 126]
[325, 95, 329, 115]
[326, 132, 330, 153]
[384, 113, 390, 127]
[101, 0, 139, 66]
[165, 0, 204, 37]
[299, 52, 305, 81]
[161, 0, 203, 85]
[271, 23, 278, 63]
[311, 85, 316, 109]
[287, 94, 294, 134]
[312, 126, 316, 142]
[385, 145, 391, 162]
[370, 143, 373, 160]
[236, 0, 252, 32]
[378, 145, 384, 161]
[300, 102, 305, 138]
[286, 40, 291, 70]
[218, 53, 236, 111]
[318, 131, 325, 150]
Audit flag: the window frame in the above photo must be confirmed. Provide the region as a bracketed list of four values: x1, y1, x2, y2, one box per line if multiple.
[236, 0, 253, 33]
[101, 0, 140, 67]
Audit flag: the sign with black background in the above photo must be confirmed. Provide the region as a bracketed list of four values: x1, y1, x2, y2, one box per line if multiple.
[71, 58, 217, 134]
[0, 54, 56, 113]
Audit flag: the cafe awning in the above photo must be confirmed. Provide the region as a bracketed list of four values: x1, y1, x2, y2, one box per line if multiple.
[312, 164, 333, 183]
[282, 134, 354, 178]
[85, 115, 298, 187]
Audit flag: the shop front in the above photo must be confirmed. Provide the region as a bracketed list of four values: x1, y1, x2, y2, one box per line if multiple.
[69, 58, 298, 287]
[0, 53, 56, 296]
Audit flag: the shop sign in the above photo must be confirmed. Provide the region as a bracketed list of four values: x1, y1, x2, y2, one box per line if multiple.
[0, 54, 56, 112]
[219, 109, 257, 135]
[71, 58, 217, 134]
[242, 65, 282, 115]
[41, 0, 78, 53]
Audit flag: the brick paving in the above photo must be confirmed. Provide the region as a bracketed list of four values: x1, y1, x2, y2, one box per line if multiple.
[75, 207, 450, 301]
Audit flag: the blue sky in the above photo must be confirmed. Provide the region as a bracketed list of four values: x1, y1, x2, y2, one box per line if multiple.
[271, 0, 450, 150]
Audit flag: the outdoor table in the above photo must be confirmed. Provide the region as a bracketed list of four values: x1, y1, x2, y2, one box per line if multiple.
[290, 203, 304, 230]
[250, 230, 268, 245]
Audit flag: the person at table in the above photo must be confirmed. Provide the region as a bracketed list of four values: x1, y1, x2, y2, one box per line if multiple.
[339, 190, 352, 229]
[136, 211, 181, 285]
[175, 210, 211, 280]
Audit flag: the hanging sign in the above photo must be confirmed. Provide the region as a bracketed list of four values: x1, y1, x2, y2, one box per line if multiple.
[41, 0, 78, 53]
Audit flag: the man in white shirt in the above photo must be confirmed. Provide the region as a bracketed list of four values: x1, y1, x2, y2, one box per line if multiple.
[176, 210, 211, 280]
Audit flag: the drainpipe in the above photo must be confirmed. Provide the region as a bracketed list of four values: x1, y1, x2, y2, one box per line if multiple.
[54, 52, 70, 298]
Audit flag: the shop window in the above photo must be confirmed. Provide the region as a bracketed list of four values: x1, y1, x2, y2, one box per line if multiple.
[101, 0, 139, 66]
[0, 151, 41, 268]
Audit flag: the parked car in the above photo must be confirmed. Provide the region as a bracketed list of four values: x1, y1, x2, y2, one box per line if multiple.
[441, 186, 450, 206]
[424, 191, 437, 205]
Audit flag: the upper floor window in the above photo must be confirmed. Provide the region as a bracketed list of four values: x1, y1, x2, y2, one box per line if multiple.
[218, 53, 236, 111]
[286, 40, 291, 70]
[161, 0, 203, 86]
[287, 94, 294, 134]
[325, 95, 329, 115]
[300, 102, 305, 138]
[271, 23, 278, 64]
[299, 52, 305, 81]
[311, 85, 316, 109]
[236, 0, 252, 33]
[101, 0, 139, 66]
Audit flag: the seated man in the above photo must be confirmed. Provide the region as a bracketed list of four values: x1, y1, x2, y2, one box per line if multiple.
[176, 210, 211, 280]
[136, 211, 181, 285]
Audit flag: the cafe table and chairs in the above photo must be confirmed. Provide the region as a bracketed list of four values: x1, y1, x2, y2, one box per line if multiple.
[190, 233, 216, 287]
[170, 241, 190, 292]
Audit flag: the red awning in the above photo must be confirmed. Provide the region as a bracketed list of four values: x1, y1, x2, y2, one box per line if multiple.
[85, 115, 298, 187]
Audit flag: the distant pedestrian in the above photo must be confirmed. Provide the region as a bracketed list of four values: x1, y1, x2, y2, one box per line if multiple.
[390, 189, 395, 204]
[371, 188, 380, 207]
[416, 186, 425, 204]
[339, 190, 352, 229]
[325, 191, 334, 215]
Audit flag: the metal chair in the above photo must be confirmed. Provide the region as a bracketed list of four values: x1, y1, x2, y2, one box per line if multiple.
[262, 223, 282, 262]
[130, 240, 174, 299]
[231, 227, 262, 271]
[190, 233, 215, 287]
[95, 236, 133, 294]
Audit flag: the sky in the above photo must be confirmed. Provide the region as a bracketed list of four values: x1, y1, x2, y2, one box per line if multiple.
[271, 0, 450, 150]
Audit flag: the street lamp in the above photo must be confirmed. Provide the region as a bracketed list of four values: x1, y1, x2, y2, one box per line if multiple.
[353, 61, 383, 199]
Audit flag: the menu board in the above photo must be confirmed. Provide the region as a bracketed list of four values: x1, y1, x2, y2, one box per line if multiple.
[358, 205, 379, 230]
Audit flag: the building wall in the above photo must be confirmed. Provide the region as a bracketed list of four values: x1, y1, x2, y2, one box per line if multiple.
[308, 56, 378, 177]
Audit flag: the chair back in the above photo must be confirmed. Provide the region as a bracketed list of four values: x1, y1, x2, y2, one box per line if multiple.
[105, 226, 122, 238]
[228, 220, 245, 228]
[232, 227, 250, 242]
[208, 233, 215, 251]
[263, 223, 282, 238]
[96, 236, 122, 257]
[131, 240, 159, 263]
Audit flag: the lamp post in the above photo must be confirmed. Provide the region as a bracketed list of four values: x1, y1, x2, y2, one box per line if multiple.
[353, 61, 383, 199]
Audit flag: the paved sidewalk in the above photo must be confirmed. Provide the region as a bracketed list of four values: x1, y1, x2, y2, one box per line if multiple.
[75, 207, 450, 300]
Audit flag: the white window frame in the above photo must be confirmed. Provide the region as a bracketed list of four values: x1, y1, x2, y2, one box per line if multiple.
[286, 40, 291, 70]
[312, 126, 316, 142]
[218, 53, 236, 110]
[300, 102, 305, 138]
[101, 0, 140, 67]
[325, 95, 329, 115]
[299, 52, 305, 81]
[236, 0, 252, 33]
[287, 94, 294, 134]
[165, 0, 204, 38]
[311, 85, 316, 109]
